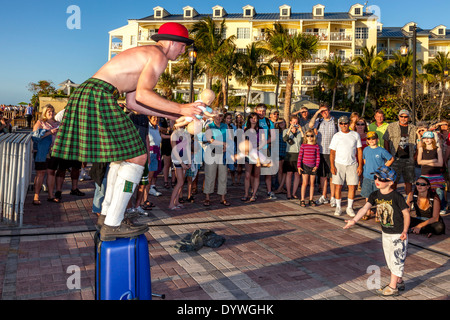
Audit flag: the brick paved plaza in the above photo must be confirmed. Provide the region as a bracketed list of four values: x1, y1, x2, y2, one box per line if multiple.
[0, 170, 448, 301]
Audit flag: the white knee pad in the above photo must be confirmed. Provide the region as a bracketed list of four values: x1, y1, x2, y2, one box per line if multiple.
[104, 162, 144, 227]
[100, 161, 122, 217]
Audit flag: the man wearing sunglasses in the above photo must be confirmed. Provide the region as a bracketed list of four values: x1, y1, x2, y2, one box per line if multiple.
[329, 116, 363, 217]
[383, 109, 417, 206]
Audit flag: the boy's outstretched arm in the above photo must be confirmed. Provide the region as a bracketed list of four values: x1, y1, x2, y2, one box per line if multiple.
[343, 202, 373, 229]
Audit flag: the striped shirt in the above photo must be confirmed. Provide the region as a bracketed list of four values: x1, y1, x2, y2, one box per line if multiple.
[297, 143, 320, 168]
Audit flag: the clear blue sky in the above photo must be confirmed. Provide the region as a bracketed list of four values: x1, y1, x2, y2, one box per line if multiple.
[1, 0, 449, 105]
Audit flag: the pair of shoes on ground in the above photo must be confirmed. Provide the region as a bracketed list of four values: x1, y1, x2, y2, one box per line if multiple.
[299, 200, 316, 207]
[149, 186, 162, 197]
[203, 199, 231, 206]
[267, 192, 277, 200]
[315, 195, 329, 205]
[334, 206, 356, 217]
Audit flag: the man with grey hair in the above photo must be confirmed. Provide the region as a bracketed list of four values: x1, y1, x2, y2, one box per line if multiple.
[329, 115, 363, 217]
[383, 109, 417, 206]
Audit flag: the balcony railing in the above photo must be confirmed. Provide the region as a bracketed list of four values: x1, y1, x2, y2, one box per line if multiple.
[304, 54, 327, 63]
[302, 76, 320, 86]
[429, 49, 448, 58]
[329, 32, 352, 41]
[304, 32, 328, 41]
[111, 43, 123, 50]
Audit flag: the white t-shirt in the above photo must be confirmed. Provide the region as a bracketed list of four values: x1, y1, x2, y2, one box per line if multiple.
[329, 131, 362, 165]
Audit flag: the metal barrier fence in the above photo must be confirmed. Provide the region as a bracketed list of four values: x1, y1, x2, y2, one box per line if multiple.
[0, 133, 33, 226]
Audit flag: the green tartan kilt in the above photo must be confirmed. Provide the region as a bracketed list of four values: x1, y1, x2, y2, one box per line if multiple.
[51, 78, 146, 163]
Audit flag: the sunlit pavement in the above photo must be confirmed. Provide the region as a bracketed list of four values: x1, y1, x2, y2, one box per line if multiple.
[0, 167, 448, 301]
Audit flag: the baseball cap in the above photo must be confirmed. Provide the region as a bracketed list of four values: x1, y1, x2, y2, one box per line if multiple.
[151, 22, 194, 45]
[367, 131, 378, 139]
[338, 116, 349, 123]
[422, 131, 434, 139]
[371, 165, 397, 182]
[398, 109, 410, 117]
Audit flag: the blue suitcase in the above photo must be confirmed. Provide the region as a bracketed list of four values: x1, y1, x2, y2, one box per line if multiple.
[95, 233, 152, 300]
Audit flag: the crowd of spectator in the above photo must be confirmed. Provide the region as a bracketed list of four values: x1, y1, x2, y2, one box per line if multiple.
[25, 101, 448, 238]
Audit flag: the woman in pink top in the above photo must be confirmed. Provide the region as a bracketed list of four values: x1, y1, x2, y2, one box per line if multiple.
[298, 129, 320, 207]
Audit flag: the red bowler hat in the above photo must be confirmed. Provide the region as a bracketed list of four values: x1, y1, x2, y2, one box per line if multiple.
[151, 22, 194, 45]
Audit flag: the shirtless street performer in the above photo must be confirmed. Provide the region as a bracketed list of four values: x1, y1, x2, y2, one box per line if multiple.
[52, 22, 204, 241]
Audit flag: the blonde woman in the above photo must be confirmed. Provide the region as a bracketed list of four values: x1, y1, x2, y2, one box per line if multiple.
[32, 104, 60, 204]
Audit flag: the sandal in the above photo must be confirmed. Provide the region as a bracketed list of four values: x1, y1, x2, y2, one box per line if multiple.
[70, 189, 85, 196]
[220, 200, 231, 206]
[55, 191, 62, 200]
[187, 197, 195, 203]
[47, 198, 60, 203]
[300, 200, 306, 207]
[376, 285, 399, 297]
[164, 182, 170, 189]
[309, 200, 316, 207]
[32, 200, 41, 205]
[362, 210, 375, 221]
[241, 197, 249, 201]
[292, 195, 299, 200]
[249, 196, 256, 202]
[141, 201, 154, 210]
[203, 200, 210, 207]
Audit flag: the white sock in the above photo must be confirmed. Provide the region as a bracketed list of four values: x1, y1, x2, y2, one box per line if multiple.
[104, 162, 144, 227]
[348, 198, 354, 209]
[100, 161, 121, 217]
[336, 199, 341, 208]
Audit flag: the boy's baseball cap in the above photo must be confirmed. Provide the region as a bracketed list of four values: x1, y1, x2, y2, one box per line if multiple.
[371, 165, 397, 181]
[367, 131, 378, 139]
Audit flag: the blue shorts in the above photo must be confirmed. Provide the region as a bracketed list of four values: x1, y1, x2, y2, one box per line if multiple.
[361, 178, 377, 199]
[149, 152, 159, 172]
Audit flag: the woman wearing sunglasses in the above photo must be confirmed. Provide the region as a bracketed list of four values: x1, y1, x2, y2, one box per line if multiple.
[416, 131, 447, 214]
[410, 177, 446, 237]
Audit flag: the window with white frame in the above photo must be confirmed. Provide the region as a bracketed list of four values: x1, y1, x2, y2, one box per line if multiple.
[355, 27, 369, 39]
[214, 27, 227, 39]
[237, 28, 250, 39]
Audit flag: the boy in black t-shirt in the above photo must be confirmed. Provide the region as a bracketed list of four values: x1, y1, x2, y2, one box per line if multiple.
[344, 165, 410, 296]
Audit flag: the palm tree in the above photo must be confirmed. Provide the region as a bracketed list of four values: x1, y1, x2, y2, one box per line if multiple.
[266, 23, 289, 110]
[353, 46, 393, 117]
[279, 32, 319, 119]
[235, 42, 277, 115]
[314, 55, 362, 110]
[209, 37, 237, 107]
[424, 51, 450, 120]
[191, 17, 230, 89]
[157, 71, 179, 100]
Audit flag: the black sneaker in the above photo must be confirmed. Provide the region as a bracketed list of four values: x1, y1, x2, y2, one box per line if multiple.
[100, 221, 148, 241]
[70, 188, 85, 196]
